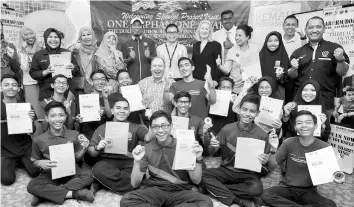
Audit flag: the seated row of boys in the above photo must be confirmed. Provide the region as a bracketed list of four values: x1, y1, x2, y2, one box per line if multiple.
[1, 73, 340, 207]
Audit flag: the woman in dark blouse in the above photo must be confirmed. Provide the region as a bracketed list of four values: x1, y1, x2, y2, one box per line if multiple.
[192, 20, 222, 82]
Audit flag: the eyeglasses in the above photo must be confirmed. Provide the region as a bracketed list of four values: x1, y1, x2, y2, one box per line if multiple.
[151, 124, 170, 131]
[54, 81, 68, 86]
[177, 100, 190, 105]
[92, 78, 106, 82]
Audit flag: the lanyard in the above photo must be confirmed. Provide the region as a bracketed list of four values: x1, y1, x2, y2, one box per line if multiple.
[165, 43, 178, 68]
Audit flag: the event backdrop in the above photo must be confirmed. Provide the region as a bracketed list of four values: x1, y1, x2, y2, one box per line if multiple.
[90, 0, 250, 53]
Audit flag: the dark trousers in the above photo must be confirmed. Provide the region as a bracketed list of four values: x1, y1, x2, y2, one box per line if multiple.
[92, 158, 134, 194]
[200, 166, 263, 206]
[1, 149, 39, 185]
[120, 186, 213, 207]
[27, 165, 93, 204]
[261, 185, 337, 207]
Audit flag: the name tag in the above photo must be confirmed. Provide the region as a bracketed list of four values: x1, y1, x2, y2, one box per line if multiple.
[40, 60, 48, 62]
[318, 57, 331, 61]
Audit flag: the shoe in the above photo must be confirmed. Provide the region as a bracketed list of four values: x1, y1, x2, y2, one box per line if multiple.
[31, 195, 41, 206]
[75, 189, 95, 203]
[239, 198, 256, 207]
[90, 182, 100, 196]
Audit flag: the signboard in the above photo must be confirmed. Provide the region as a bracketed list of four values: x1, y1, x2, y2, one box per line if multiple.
[1, 8, 25, 47]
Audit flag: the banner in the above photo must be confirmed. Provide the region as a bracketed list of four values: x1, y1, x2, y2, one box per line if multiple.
[250, 2, 302, 44]
[90, 0, 250, 53]
[1, 8, 25, 47]
[323, 6, 354, 76]
[328, 124, 354, 174]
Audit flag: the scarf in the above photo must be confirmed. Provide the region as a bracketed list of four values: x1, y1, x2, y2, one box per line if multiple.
[94, 31, 118, 66]
[43, 28, 62, 54]
[18, 26, 41, 56]
[78, 26, 98, 55]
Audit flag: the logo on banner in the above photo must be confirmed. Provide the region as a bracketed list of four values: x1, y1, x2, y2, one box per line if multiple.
[322, 51, 329, 57]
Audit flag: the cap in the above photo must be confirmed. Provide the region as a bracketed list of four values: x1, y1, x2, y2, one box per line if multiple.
[130, 17, 144, 25]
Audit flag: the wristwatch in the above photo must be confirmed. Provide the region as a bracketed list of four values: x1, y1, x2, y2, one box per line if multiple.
[196, 156, 203, 163]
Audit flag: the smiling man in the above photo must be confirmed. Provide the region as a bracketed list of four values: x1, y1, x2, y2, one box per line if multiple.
[288, 16, 350, 112]
[282, 15, 306, 58]
[88, 97, 151, 195]
[262, 110, 338, 207]
[120, 110, 212, 207]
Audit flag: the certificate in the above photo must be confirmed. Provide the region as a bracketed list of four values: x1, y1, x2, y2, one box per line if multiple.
[6, 103, 33, 134]
[79, 94, 100, 122]
[298, 105, 321, 136]
[104, 122, 129, 154]
[239, 54, 262, 80]
[234, 137, 265, 172]
[49, 143, 76, 180]
[121, 85, 145, 112]
[209, 90, 232, 117]
[171, 116, 189, 138]
[305, 146, 341, 185]
[257, 96, 284, 127]
[172, 129, 196, 170]
[50, 52, 72, 78]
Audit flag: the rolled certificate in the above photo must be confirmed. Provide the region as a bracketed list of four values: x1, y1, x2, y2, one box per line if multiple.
[333, 171, 345, 183]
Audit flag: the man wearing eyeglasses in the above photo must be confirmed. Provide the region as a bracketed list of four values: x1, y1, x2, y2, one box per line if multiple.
[120, 110, 213, 207]
[156, 23, 188, 81]
[122, 17, 157, 84]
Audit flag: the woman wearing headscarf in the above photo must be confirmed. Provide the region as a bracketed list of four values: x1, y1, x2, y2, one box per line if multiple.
[30, 28, 81, 102]
[18, 26, 44, 118]
[282, 79, 330, 141]
[94, 31, 126, 93]
[259, 31, 290, 101]
[72, 26, 98, 94]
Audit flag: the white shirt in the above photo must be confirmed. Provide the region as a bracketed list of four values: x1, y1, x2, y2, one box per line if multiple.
[282, 32, 302, 58]
[156, 42, 188, 79]
[212, 25, 237, 53]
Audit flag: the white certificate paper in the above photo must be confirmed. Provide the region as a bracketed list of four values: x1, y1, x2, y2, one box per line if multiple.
[104, 122, 129, 155]
[298, 105, 322, 136]
[234, 137, 265, 172]
[240, 54, 262, 80]
[121, 85, 145, 112]
[79, 94, 100, 122]
[6, 103, 33, 134]
[50, 52, 72, 78]
[209, 90, 232, 117]
[171, 116, 189, 138]
[257, 96, 284, 127]
[305, 146, 341, 185]
[49, 143, 76, 180]
[172, 129, 196, 170]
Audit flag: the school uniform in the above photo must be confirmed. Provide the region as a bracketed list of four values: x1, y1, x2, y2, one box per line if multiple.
[120, 137, 213, 207]
[27, 127, 93, 204]
[90, 122, 148, 194]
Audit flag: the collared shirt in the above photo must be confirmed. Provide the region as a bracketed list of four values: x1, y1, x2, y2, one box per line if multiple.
[282, 32, 302, 58]
[212, 25, 237, 53]
[218, 121, 269, 170]
[31, 127, 82, 161]
[132, 35, 143, 40]
[138, 76, 175, 113]
[156, 43, 188, 79]
[140, 137, 193, 191]
[90, 122, 148, 160]
[290, 39, 350, 109]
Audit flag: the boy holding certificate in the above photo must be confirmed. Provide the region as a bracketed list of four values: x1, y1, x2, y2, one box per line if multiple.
[1, 74, 39, 185]
[120, 111, 213, 207]
[27, 101, 94, 206]
[261, 110, 338, 207]
[88, 97, 151, 194]
[201, 94, 272, 207]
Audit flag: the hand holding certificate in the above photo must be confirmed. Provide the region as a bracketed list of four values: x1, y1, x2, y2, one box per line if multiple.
[305, 146, 341, 185]
[49, 143, 76, 180]
[172, 129, 196, 170]
[171, 116, 189, 138]
[104, 122, 129, 155]
[209, 90, 232, 117]
[234, 137, 265, 172]
[79, 94, 100, 122]
[257, 96, 284, 127]
[298, 105, 321, 136]
[240, 54, 262, 80]
[6, 103, 33, 134]
[50, 52, 72, 78]
[121, 85, 145, 112]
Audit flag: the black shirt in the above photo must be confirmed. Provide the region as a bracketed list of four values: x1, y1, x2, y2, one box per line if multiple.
[290, 39, 350, 109]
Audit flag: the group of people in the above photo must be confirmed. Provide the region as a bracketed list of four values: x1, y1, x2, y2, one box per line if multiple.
[1, 8, 353, 207]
